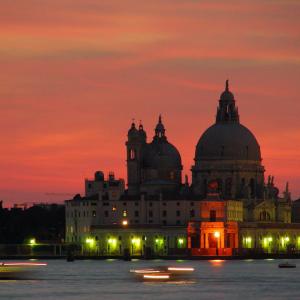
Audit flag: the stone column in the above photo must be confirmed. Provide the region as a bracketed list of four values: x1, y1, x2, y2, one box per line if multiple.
[205, 233, 209, 248]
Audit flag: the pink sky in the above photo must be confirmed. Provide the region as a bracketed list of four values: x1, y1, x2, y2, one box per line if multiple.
[0, 0, 299, 206]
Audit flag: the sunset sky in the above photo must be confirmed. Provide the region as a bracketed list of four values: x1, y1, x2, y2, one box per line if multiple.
[0, 0, 299, 206]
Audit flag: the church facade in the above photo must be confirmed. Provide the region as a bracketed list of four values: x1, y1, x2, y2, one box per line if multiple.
[65, 81, 300, 257]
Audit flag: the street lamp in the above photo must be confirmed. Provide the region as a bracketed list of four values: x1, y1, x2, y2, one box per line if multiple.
[29, 238, 36, 246]
[178, 238, 184, 247]
[214, 232, 220, 238]
[86, 238, 95, 247]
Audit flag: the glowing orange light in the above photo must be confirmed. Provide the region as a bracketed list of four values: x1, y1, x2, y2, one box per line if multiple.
[210, 259, 224, 262]
[131, 269, 161, 274]
[143, 274, 170, 279]
[3, 262, 47, 266]
[214, 231, 220, 238]
[167, 267, 194, 271]
[209, 259, 225, 267]
[122, 220, 128, 226]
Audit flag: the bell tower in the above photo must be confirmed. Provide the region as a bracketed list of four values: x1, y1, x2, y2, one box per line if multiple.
[126, 120, 146, 195]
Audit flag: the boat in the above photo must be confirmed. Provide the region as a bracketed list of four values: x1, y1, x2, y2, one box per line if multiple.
[0, 262, 47, 279]
[130, 266, 195, 281]
[278, 262, 296, 268]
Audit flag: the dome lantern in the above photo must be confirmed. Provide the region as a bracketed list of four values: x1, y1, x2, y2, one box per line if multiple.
[154, 114, 166, 140]
[216, 80, 240, 124]
[127, 118, 140, 141]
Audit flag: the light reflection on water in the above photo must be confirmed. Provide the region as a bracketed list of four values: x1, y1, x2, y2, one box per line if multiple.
[143, 280, 197, 286]
[0, 259, 300, 300]
[208, 259, 225, 267]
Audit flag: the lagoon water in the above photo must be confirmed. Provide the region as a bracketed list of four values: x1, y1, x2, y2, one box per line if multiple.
[0, 259, 300, 300]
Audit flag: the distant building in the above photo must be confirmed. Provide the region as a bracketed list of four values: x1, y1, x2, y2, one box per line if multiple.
[65, 81, 300, 256]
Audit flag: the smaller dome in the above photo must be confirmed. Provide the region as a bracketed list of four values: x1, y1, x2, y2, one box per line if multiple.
[143, 115, 182, 170]
[143, 140, 182, 169]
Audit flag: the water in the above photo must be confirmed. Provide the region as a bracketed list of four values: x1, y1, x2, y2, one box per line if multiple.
[0, 259, 299, 300]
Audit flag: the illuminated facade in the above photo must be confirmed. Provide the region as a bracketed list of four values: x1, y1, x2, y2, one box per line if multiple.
[188, 187, 241, 256]
[65, 81, 300, 257]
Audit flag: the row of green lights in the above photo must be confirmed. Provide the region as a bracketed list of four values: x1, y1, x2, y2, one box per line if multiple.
[282, 237, 290, 242]
[263, 236, 293, 243]
[264, 237, 273, 242]
[244, 236, 293, 241]
[87, 237, 185, 244]
[242, 235, 299, 249]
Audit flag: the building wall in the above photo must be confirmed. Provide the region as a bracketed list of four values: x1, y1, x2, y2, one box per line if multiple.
[253, 200, 276, 222]
[192, 160, 264, 199]
[65, 198, 101, 243]
[226, 200, 243, 222]
[239, 223, 300, 253]
[199, 201, 225, 221]
[85, 175, 125, 199]
[277, 202, 292, 223]
[65, 197, 201, 244]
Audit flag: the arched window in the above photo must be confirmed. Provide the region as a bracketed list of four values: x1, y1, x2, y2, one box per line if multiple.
[130, 149, 136, 160]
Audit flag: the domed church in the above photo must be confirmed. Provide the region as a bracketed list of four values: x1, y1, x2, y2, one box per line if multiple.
[192, 80, 265, 200]
[126, 115, 182, 196]
[121, 81, 292, 223]
[125, 80, 266, 202]
[65, 80, 299, 258]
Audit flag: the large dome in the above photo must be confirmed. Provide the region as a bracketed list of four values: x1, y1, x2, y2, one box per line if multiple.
[143, 140, 182, 169]
[195, 123, 261, 161]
